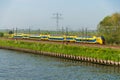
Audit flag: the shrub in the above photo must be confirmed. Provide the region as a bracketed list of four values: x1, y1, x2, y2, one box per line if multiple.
[0, 32, 4, 37]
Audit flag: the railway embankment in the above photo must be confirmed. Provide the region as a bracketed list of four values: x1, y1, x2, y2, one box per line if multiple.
[0, 39, 120, 66]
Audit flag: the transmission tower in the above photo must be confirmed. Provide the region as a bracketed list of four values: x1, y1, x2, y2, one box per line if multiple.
[53, 13, 62, 31]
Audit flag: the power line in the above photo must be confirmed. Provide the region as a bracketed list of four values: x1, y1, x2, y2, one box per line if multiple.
[53, 13, 62, 31]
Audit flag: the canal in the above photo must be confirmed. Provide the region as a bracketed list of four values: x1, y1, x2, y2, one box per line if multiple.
[0, 49, 120, 80]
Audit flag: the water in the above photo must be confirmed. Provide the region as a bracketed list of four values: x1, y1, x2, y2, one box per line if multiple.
[0, 49, 120, 80]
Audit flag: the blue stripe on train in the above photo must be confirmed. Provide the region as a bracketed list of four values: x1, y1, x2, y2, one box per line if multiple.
[49, 38, 64, 41]
[75, 39, 96, 42]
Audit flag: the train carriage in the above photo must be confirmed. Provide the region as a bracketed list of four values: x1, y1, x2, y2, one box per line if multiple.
[65, 36, 77, 42]
[40, 34, 50, 40]
[75, 36, 97, 43]
[48, 36, 64, 41]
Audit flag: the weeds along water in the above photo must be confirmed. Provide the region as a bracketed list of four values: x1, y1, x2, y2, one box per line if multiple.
[0, 39, 120, 62]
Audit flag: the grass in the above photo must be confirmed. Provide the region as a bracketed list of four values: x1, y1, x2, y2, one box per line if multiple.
[0, 39, 120, 62]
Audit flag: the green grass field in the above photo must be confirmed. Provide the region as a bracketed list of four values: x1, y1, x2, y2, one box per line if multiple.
[0, 39, 120, 62]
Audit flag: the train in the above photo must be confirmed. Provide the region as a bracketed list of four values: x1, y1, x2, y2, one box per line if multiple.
[9, 33, 105, 44]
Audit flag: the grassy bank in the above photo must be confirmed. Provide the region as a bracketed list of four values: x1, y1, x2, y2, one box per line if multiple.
[0, 39, 120, 62]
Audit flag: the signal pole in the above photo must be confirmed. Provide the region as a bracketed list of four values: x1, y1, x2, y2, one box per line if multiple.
[13, 28, 14, 33]
[66, 27, 68, 36]
[53, 13, 62, 31]
[38, 28, 41, 34]
[16, 27, 17, 36]
[29, 27, 31, 35]
[86, 27, 88, 38]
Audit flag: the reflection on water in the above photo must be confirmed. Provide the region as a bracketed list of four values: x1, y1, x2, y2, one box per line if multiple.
[56, 58, 120, 72]
[0, 49, 120, 80]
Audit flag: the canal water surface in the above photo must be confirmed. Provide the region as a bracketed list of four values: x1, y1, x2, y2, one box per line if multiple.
[0, 49, 120, 80]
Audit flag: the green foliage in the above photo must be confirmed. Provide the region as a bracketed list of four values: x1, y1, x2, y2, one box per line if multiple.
[0, 32, 4, 37]
[8, 31, 14, 34]
[0, 39, 120, 62]
[97, 13, 120, 44]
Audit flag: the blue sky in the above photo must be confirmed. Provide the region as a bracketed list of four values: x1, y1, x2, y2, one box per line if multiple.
[0, 0, 120, 30]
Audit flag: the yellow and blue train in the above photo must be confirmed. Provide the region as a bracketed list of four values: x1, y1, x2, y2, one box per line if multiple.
[9, 33, 105, 44]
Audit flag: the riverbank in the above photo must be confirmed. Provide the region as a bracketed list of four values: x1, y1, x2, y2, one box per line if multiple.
[0, 39, 120, 66]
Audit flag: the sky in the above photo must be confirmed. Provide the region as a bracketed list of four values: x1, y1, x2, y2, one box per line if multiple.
[0, 0, 120, 30]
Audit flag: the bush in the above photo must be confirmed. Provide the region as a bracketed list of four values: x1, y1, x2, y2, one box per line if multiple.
[8, 31, 14, 34]
[0, 32, 4, 37]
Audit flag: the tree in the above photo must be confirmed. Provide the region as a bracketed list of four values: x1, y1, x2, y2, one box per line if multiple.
[97, 13, 120, 44]
[0, 32, 4, 37]
[8, 31, 14, 34]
